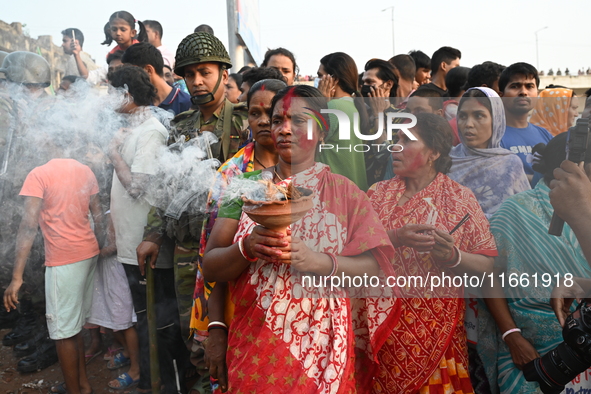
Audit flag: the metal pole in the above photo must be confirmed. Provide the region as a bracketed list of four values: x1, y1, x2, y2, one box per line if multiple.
[382, 6, 395, 57]
[226, 0, 237, 72]
[146, 261, 161, 394]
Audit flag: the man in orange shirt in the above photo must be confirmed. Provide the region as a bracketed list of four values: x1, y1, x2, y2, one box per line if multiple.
[3, 137, 104, 394]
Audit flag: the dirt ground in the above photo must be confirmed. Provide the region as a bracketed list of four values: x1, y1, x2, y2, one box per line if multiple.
[0, 328, 129, 394]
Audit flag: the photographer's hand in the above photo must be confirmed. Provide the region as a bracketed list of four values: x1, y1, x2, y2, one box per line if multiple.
[549, 161, 591, 226]
[504, 333, 540, 370]
[550, 281, 585, 327]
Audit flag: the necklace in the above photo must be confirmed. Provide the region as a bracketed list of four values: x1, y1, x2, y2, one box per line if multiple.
[273, 165, 284, 181]
[254, 154, 267, 169]
[401, 192, 414, 200]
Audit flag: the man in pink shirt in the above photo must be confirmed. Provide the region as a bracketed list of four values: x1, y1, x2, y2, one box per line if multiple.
[3, 148, 104, 394]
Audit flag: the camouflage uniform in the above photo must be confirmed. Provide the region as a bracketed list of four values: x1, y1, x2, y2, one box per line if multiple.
[142, 33, 249, 347]
[144, 99, 248, 343]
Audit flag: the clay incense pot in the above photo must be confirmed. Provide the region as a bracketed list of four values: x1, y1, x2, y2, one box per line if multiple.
[241, 187, 314, 234]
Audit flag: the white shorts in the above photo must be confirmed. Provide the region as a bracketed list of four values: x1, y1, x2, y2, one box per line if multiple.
[45, 256, 97, 340]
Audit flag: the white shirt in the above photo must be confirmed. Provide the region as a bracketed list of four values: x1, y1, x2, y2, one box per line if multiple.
[64, 51, 99, 77]
[110, 116, 168, 266]
[157, 45, 176, 69]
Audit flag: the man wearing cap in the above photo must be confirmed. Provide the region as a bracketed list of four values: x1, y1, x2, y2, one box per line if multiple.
[136, 32, 248, 389]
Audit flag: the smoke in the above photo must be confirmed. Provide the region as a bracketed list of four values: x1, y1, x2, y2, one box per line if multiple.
[0, 79, 219, 287]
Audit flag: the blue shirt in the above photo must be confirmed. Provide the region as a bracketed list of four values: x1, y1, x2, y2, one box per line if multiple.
[501, 123, 553, 175]
[159, 87, 191, 115]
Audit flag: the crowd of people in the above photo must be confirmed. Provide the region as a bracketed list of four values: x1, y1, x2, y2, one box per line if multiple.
[2, 8, 591, 394]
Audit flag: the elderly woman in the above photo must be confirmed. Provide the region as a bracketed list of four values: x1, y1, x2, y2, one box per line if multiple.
[202, 85, 399, 393]
[448, 87, 530, 218]
[479, 133, 591, 393]
[368, 113, 497, 394]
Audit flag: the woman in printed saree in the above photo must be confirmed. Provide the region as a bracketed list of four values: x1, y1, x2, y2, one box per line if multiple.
[448, 87, 530, 218]
[202, 85, 400, 393]
[367, 113, 497, 394]
[479, 133, 591, 394]
[190, 78, 286, 339]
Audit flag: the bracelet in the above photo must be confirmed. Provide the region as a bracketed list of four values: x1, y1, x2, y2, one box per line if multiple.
[208, 321, 228, 332]
[439, 246, 461, 268]
[327, 253, 338, 276]
[238, 235, 257, 262]
[502, 328, 522, 342]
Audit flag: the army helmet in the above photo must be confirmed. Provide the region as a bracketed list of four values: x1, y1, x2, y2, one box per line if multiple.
[0, 51, 51, 86]
[174, 32, 232, 77]
[0, 51, 8, 80]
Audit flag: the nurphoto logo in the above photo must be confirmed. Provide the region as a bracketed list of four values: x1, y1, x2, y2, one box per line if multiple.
[306, 108, 418, 153]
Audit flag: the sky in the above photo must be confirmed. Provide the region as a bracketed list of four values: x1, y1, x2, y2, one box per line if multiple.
[4, 0, 591, 77]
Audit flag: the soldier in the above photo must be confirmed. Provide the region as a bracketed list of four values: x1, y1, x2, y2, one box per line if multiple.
[136, 32, 248, 392]
[0, 52, 59, 373]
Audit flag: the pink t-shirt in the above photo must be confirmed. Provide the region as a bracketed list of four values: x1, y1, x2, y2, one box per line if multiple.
[19, 159, 100, 266]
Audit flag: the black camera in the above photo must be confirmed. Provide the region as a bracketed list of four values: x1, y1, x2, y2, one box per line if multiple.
[360, 84, 373, 98]
[523, 301, 591, 393]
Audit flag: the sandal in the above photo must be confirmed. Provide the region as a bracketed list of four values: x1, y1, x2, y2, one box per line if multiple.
[49, 383, 66, 394]
[108, 373, 139, 390]
[107, 352, 131, 370]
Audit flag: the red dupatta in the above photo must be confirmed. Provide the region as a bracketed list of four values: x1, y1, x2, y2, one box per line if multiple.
[226, 163, 400, 393]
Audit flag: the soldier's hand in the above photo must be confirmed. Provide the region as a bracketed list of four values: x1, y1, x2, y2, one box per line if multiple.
[137, 241, 160, 276]
[3, 278, 23, 312]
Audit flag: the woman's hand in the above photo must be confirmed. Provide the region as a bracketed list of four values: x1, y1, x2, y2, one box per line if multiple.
[318, 75, 337, 98]
[550, 280, 585, 327]
[367, 85, 391, 115]
[205, 329, 228, 392]
[504, 333, 540, 370]
[245, 226, 288, 262]
[393, 224, 436, 251]
[430, 229, 455, 264]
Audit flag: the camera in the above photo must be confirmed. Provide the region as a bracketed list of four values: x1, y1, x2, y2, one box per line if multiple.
[523, 300, 591, 393]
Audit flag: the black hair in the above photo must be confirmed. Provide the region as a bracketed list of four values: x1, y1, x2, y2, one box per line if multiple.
[61, 28, 84, 47]
[532, 133, 591, 184]
[585, 88, 591, 98]
[247, 79, 287, 108]
[143, 20, 163, 39]
[229, 73, 243, 88]
[498, 62, 539, 93]
[109, 64, 157, 106]
[237, 66, 252, 75]
[121, 42, 164, 77]
[271, 85, 330, 132]
[413, 113, 453, 174]
[445, 66, 470, 98]
[262, 48, 298, 76]
[364, 58, 399, 97]
[431, 46, 461, 76]
[457, 88, 493, 125]
[321, 52, 369, 132]
[464, 61, 505, 90]
[102, 11, 148, 46]
[389, 54, 416, 81]
[194, 24, 214, 35]
[408, 50, 431, 70]
[107, 50, 125, 65]
[242, 67, 286, 88]
[410, 87, 444, 111]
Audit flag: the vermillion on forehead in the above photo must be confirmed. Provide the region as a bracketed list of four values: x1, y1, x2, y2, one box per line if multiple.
[282, 87, 296, 113]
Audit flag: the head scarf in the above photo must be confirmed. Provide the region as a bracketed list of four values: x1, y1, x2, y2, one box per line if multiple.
[530, 88, 574, 136]
[449, 87, 530, 217]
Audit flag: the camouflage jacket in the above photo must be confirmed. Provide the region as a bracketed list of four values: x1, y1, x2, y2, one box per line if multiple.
[144, 99, 249, 247]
